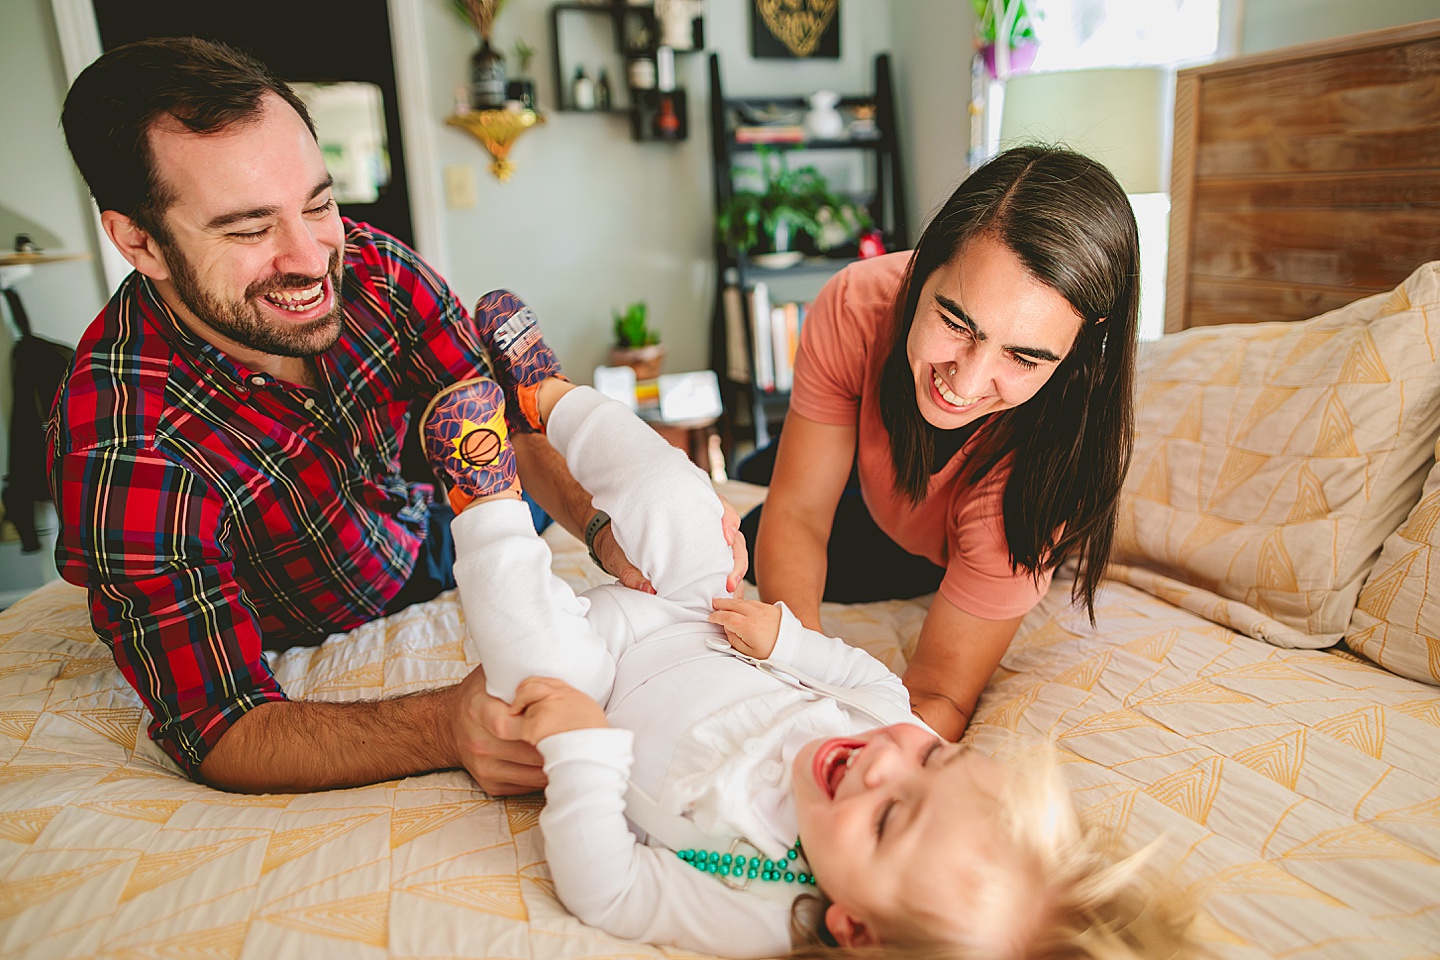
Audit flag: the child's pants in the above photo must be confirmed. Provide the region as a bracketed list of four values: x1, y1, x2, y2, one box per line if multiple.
[450, 387, 734, 704]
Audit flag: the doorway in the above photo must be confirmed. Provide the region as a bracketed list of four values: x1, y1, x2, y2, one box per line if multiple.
[92, 0, 417, 246]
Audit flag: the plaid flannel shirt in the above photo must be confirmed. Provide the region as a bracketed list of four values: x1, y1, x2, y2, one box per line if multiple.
[49, 220, 493, 777]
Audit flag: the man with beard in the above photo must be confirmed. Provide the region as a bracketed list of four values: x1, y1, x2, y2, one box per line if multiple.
[49, 37, 743, 795]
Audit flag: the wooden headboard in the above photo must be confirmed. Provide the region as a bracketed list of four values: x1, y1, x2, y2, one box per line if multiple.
[1165, 18, 1440, 333]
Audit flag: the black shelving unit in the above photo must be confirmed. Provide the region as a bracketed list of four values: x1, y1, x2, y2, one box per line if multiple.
[548, 1, 700, 142]
[707, 52, 909, 452]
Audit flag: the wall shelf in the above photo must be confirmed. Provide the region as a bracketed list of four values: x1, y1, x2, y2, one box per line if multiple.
[548, 1, 702, 142]
[446, 109, 546, 182]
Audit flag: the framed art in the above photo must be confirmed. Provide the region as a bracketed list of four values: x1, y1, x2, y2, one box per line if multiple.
[750, 0, 840, 59]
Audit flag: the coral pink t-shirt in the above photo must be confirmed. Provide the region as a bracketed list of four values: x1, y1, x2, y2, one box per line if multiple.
[788, 252, 1052, 620]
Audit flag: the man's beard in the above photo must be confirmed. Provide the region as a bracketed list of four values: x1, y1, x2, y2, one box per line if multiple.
[166, 245, 345, 359]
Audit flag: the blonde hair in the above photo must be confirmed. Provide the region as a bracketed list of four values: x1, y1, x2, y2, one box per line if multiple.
[787, 748, 1198, 960]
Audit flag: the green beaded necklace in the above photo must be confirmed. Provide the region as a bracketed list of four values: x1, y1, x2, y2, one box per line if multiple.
[675, 838, 816, 886]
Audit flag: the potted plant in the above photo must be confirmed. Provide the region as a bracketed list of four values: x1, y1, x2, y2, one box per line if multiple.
[507, 37, 537, 110]
[453, 0, 511, 109]
[973, 0, 1039, 79]
[609, 301, 666, 380]
[716, 147, 870, 266]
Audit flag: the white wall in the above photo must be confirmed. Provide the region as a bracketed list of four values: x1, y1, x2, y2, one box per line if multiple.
[0, 0, 108, 601]
[427, 0, 895, 379]
[1238, 0, 1437, 53]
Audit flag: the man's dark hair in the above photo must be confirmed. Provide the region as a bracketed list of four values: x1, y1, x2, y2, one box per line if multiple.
[61, 36, 316, 242]
[878, 146, 1141, 623]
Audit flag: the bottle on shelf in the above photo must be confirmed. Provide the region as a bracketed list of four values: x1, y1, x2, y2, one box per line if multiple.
[571, 66, 596, 111]
[654, 94, 681, 139]
[596, 68, 613, 111]
[470, 37, 507, 110]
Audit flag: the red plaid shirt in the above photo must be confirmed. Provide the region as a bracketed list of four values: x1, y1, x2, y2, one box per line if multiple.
[49, 221, 493, 777]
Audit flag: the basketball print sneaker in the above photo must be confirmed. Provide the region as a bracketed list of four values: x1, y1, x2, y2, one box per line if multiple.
[420, 378, 519, 513]
[472, 290, 565, 435]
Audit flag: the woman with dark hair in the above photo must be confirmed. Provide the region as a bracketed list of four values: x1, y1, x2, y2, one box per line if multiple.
[744, 146, 1140, 740]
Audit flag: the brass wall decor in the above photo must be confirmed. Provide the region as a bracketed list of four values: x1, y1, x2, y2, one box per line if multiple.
[447, 108, 544, 182]
[751, 0, 840, 59]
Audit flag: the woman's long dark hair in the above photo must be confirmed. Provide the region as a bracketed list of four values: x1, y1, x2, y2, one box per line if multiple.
[878, 146, 1139, 622]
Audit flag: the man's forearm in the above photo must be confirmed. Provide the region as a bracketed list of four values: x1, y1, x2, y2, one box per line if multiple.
[512, 432, 596, 539]
[198, 686, 459, 793]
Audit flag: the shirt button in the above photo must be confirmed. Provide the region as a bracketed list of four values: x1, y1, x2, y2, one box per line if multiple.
[303, 398, 316, 410]
[760, 761, 783, 782]
[249, 375, 265, 386]
[743, 738, 767, 758]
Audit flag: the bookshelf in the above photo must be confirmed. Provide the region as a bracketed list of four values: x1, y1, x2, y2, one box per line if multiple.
[706, 53, 909, 451]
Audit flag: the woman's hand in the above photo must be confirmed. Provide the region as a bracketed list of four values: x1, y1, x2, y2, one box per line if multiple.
[510, 676, 609, 744]
[709, 597, 782, 659]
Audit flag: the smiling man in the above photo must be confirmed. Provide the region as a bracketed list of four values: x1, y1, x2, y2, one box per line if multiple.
[48, 37, 726, 795]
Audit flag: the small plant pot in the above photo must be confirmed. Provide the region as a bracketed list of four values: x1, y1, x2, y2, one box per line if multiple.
[608, 343, 666, 381]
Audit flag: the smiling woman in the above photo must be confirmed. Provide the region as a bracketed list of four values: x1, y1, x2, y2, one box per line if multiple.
[747, 146, 1141, 740]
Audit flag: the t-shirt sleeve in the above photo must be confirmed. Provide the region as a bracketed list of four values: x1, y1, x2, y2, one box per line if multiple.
[939, 463, 1054, 620]
[788, 266, 865, 426]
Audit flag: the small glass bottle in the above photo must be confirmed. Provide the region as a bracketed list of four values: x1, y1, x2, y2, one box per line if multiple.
[654, 94, 681, 139]
[571, 66, 596, 111]
[470, 37, 507, 110]
[596, 68, 613, 111]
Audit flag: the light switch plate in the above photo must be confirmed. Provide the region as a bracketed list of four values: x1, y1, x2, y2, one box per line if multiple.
[443, 164, 477, 209]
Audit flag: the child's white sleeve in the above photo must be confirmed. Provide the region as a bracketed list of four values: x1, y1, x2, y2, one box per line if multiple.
[764, 603, 915, 719]
[538, 728, 794, 959]
[451, 499, 615, 703]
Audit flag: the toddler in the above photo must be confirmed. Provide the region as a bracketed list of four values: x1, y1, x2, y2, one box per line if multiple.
[423, 330, 1191, 959]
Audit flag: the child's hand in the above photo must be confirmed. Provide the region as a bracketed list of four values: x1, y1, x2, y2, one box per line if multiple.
[510, 676, 608, 744]
[709, 597, 782, 659]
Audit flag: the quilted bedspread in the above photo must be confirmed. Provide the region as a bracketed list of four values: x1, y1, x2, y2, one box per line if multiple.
[1, 482, 1437, 959]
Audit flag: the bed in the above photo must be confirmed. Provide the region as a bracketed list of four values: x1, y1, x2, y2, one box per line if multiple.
[4, 19, 1440, 959]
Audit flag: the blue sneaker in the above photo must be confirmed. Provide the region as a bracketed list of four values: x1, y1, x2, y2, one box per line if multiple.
[420, 378, 518, 512]
[473, 290, 564, 434]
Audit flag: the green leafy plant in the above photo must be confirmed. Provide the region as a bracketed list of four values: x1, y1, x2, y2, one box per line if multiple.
[716, 147, 870, 256]
[972, 0, 1037, 49]
[513, 37, 536, 76]
[613, 301, 660, 347]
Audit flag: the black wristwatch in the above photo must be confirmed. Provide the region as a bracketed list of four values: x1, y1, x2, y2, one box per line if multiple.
[584, 510, 613, 572]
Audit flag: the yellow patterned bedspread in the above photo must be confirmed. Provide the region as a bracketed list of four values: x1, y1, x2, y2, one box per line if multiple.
[1, 483, 1437, 958]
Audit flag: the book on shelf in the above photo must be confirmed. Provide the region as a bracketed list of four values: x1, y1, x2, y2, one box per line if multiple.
[749, 282, 774, 392]
[722, 284, 750, 384]
[733, 125, 805, 144]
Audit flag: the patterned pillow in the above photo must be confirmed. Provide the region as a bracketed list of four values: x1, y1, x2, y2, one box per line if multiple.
[1110, 262, 1440, 648]
[1347, 436, 1440, 684]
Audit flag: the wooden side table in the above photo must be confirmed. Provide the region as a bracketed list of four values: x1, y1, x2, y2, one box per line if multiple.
[640, 414, 727, 483]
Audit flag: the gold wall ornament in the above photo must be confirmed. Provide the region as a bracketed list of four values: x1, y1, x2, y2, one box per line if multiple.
[756, 0, 838, 58]
[447, 109, 544, 182]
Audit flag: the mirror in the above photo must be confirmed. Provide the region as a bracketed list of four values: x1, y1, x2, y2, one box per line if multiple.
[290, 82, 391, 204]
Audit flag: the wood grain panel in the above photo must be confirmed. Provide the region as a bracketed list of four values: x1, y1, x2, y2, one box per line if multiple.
[1190, 208, 1440, 288]
[1193, 171, 1440, 211]
[1185, 277, 1389, 328]
[1167, 19, 1440, 331]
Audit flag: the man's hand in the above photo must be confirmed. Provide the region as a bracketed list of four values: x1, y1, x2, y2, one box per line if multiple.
[447, 664, 548, 795]
[709, 597, 782, 660]
[718, 496, 748, 597]
[510, 676, 609, 744]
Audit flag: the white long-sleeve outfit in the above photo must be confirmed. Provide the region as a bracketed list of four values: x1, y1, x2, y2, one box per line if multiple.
[451, 388, 921, 959]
